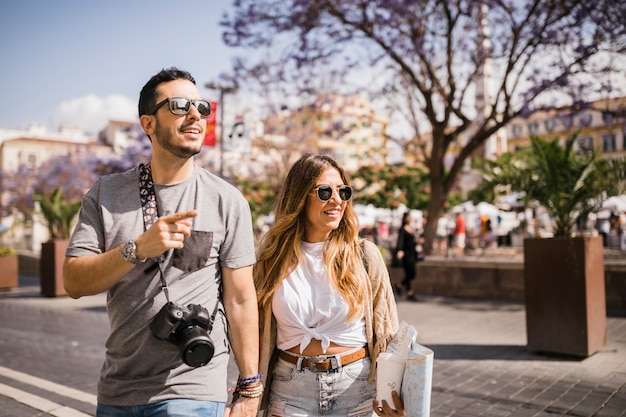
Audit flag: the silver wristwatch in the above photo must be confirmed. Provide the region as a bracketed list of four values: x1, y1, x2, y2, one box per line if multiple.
[121, 240, 146, 265]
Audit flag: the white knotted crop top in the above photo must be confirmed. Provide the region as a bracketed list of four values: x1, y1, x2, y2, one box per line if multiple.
[272, 240, 367, 354]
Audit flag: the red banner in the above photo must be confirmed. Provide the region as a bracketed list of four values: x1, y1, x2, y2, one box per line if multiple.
[203, 101, 218, 147]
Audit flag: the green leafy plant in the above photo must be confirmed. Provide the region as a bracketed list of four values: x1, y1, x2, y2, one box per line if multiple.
[0, 246, 14, 256]
[233, 178, 278, 227]
[33, 187, 82, 240]
[0, 224, 14, 256]
[351, 163, 436, 210]
[477, 134, 626, 237]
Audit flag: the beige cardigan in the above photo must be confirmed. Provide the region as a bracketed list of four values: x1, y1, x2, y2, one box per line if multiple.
[257, 239, 400, 412]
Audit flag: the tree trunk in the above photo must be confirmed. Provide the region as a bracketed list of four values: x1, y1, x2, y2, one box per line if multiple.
[423, 178, 447, 255]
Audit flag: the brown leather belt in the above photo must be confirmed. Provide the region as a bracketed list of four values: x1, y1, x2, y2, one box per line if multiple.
[278, 347, 368, 372]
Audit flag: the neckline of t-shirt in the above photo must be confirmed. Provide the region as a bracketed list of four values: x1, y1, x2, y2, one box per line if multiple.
[300, 240, 325, 252]
[152, 165, 199, 189]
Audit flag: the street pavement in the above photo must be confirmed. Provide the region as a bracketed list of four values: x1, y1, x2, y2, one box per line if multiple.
[0, 273, 624, 417]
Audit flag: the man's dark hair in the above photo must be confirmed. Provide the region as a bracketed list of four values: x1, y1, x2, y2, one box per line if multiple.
[138, 67, 196, 117]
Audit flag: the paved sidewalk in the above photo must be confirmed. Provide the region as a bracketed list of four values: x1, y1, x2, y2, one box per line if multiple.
[397, 297, 626, 416]
[0, 275, 625, 416]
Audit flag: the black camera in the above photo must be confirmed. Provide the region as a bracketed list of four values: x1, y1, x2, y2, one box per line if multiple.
[150, 302, 215, 367]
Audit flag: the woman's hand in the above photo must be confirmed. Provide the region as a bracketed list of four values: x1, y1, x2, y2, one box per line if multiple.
[373, 390, 406, 416]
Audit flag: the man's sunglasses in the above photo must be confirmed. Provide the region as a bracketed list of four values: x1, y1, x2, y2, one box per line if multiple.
[148, 97, 212, 118]
[311, 185, 353, 202]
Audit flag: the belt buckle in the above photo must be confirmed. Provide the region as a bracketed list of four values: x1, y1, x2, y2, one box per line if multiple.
[307, 356, 329, 372]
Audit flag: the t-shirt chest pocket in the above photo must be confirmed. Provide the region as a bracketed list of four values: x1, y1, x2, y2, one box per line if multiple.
[171, 231, 213, 273]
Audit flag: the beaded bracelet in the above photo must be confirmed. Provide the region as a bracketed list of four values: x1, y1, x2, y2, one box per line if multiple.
[235, 382, 264, 399]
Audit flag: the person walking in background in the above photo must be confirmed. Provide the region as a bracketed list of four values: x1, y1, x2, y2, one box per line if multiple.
[445, 216, 456, 257]
[395, 212, 419, 301]
[254, 154, 400, 417]
[481, 218, 496, 248]
[454, 211, 467, 257]
[598, 217, 610, 247]
[63, 68, 260, 417]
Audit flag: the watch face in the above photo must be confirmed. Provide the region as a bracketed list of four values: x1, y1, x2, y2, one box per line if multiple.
[122, 240, 138, 263]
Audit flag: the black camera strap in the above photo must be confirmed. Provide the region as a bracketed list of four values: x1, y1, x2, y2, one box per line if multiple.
[138, 163, 172, 302]
[137, 163, 220, 325]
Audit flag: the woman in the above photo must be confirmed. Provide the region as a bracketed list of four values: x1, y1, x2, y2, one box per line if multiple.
[255, 154, 400, 416]
[395, 212, 418, 301]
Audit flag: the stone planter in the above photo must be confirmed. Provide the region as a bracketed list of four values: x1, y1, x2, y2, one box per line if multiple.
[0, 255, 19, 290]
[40, 240, 68, 297]
[523, 236, 606, 357]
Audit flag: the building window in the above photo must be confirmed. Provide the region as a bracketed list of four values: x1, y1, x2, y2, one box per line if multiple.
[602, 111, 614, 125]
[512, 125, 523, 137]
[545, 119, 556, 132]
[578, 113, 592, 127]
[528, 122, 539, 135]
[602, 133, 617, 152]
[560, 114, 573, 129]
[577, 137, 594, 155]
[19, 151, 39, 170]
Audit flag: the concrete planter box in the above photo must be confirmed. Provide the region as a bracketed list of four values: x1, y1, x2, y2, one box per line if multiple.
[403, 249, 625, 312]
[523, 236, 606, 357]
[411, 258, 525, 300]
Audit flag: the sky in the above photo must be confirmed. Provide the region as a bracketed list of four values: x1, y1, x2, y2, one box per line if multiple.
[0, 0, 239, 135]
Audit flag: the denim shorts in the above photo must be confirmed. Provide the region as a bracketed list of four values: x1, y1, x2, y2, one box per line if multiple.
[269, 353, 376, 416]
[96, 399, 225, 417]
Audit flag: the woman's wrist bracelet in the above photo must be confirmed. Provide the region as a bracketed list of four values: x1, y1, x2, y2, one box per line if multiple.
[235, 383, 264, 398]
[236, 373, 263, 387]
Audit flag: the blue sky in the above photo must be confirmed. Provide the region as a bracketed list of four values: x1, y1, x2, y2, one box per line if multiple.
[0, 1, 238, 134]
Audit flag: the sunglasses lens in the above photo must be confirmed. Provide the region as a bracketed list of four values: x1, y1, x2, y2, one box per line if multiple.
[339, 186, 352, 201]
[195, 100, 211, 117]
[169, 98, 191, 115]
[317, 185, 333, 201]
[315, 185, 352, 201]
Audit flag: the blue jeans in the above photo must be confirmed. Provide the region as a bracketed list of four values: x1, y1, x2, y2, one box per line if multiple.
[96, 399, 225, 417]
[269, 355, 376, 416]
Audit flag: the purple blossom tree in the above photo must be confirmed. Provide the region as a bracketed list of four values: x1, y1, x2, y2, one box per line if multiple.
[221, 0, 626, 252]
[1, 150, 96, 223]
[1, 123, 152, 230]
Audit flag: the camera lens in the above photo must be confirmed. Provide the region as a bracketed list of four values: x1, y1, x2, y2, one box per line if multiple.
[178, 325, 215, 367]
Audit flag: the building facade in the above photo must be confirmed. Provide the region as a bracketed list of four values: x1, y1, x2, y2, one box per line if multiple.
[504, 96, 626, 160]
[256, 94, 390, 174]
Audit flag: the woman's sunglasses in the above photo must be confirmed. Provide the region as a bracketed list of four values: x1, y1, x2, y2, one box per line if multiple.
[148, 97, 212, 118]
[311, 185, 353, 202]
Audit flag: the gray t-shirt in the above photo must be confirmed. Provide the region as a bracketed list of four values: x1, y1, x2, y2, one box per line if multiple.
[66, 165, 256, 406]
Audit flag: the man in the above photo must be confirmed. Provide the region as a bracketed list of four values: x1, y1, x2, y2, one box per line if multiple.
[64, 68, 260, 416]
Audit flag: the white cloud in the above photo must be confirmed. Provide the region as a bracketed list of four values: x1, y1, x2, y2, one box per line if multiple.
[51, 94, 137, 134]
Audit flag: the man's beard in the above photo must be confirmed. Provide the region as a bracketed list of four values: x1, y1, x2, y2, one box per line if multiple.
[154, 124, 202, 159]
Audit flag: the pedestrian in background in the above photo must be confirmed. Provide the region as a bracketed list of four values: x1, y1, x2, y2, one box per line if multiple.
[63, 67, 260, 417]
[395, 211, 419, 301]
[254, 154, 400, 416]
[454, 211, 467, 257]
[446, 216, 456, 257]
